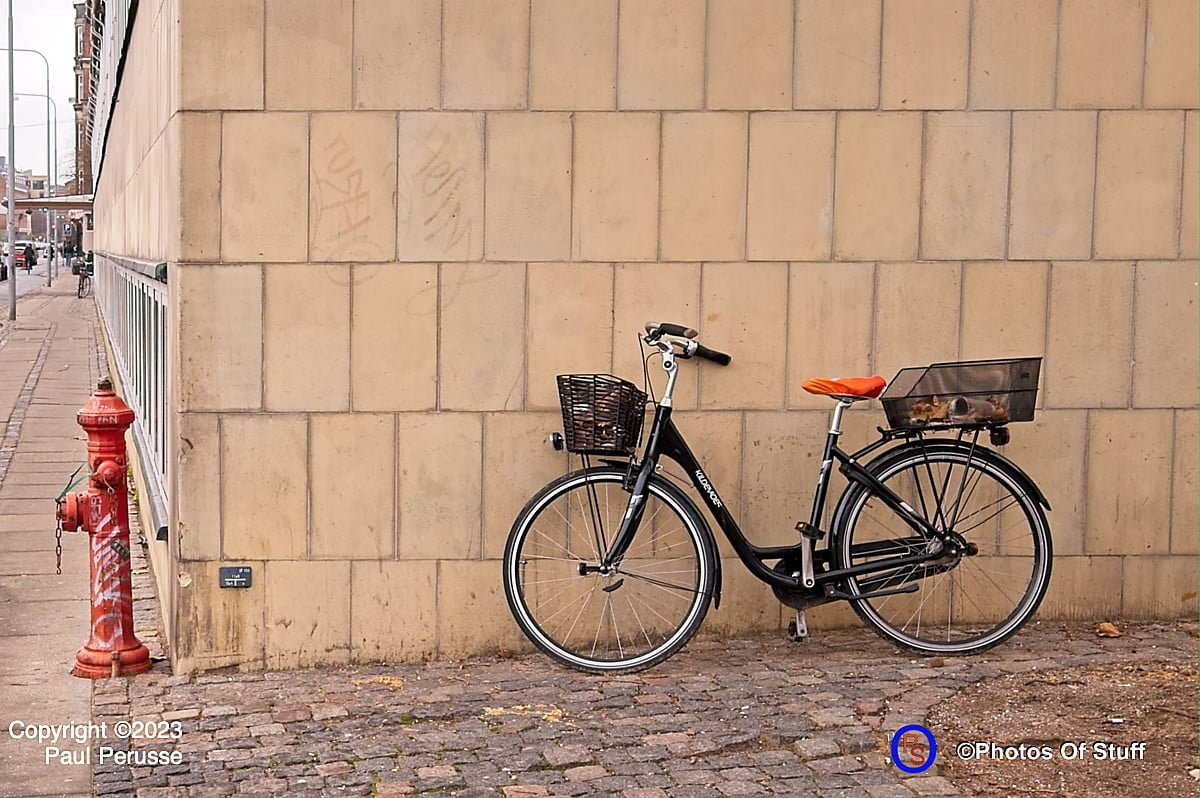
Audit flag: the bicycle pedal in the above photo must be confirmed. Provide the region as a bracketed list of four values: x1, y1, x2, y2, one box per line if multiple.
[787, 612, 809, 642]
[825, 584, 919, 601]
[794, 521, 825, 540]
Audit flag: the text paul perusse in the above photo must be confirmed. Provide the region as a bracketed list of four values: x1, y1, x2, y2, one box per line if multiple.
[8, 720, 185, 767]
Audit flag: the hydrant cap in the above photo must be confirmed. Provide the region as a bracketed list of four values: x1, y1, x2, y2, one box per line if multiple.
[97, 377, 113, 392]
[77, 383, 135, 429]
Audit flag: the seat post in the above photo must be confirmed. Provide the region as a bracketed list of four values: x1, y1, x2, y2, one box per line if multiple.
[829, 397, 854, 436]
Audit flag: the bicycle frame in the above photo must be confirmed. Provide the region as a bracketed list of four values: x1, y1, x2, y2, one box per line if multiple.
[601, 399, 956, 594]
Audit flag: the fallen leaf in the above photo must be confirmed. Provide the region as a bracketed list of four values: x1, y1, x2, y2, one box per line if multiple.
[1095, 621, 1122, 638]
[351, 675, 405, 690]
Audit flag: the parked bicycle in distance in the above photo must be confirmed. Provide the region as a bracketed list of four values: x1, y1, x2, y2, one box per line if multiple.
[503, 322, 1052, 673]
[72, 257, 92, 298]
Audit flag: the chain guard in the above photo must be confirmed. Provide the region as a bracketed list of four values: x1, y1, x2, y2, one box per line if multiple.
[771, 556, 833, 611]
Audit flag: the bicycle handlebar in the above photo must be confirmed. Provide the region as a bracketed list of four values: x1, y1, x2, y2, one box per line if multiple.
[690, 342, 732, 366]
[644, 321, 732, 366]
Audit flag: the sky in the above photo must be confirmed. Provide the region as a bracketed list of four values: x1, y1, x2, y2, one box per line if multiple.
[0, 0, 78, 183]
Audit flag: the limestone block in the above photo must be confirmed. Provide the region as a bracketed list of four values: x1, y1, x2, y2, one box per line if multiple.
[1000, 410, 1088, 555]
[1145, 0, 1200, 108]
[526, 263, 615, 409]
[747, 113, 835, 261]
[1172, 410, 1198, 554]
[265, 0, 352, 110]
[354, 0, 439, 109]
[617, 0, 705, 110]
[660, 113, 748, 261]
[397, 113, 485, 262]
[397, 413, 483, 559]
[443, 0, 529, 109]
[175, 264, 262, 411]
[179, 0, 263, 110]
[921, 112, 1009, 260]
[1133, 261, 1199, 407]
[612, 263, 702, 408]
[873, 262, 961, 379]
[221, 113, 308, 262]
[960, 261, 1048, 360]
[1085, 410, 1173, 554]
[1036, 556, 1123, 620]
[437, 560, 531, 657]
[881, 0, 969, 109]
[700, 263, 788, 409]
[221, 415, 307, 559]
[351, 561, 438, 662]
[833, 112, 922, 260]
[699, 558, 782, 637]
[439, 263, 525, 410]
[1057, 0, 1146, 109]
[484, 113, 572, 260]
[1044, 261, 1133, 408]
[794, 0, 880, 109]
[665, 412, 744, 558]
[742, 411, 830, 547]
[969, 0, 1057, 109]
[266, 560, 351, 667]
[1183, 112, 1199, 258]
[1008, 112, 1096, 260]
[571, 113, 658, 261]
[530, 0, 617, 110]
[787, 263, 875, 409]
[177, 113, 221, 261]
[481, 413, 570, 559]
[311, 414, 395, 558]
[1121, 556, 1199, 617]
[310, 112, 398, 262]
[351, 264, 438, 411]
[1094, 111, 1184, 259]
[176, 413, 221, 561]
[707, 0, 792, 110]
[175, 561, 266, 672]
[263, 264, 351, 412]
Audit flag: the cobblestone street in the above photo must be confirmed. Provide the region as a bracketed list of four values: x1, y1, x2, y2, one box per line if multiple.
[81, 620, 1194, 797]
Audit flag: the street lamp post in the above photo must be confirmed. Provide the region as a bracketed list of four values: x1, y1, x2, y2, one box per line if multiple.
[0, 45, 57, 306]
[6, 0, 15, 320]
[15, 92, 58, 287]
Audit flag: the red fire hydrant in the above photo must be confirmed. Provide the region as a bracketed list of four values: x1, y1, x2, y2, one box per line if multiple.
[56, 378, 151, 679]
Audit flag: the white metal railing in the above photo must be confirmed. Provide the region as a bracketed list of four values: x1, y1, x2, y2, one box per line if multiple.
[93, 252, 168, 531]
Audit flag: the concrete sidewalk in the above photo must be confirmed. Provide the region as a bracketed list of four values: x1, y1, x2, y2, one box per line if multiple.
[0, 273, 110, 797]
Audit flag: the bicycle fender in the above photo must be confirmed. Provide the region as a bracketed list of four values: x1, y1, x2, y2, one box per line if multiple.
[859, 440, 1052, 512]
[647, 473, 724, 610]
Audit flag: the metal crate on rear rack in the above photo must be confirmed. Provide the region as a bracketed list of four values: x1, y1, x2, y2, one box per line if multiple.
[556, 374, 647, 456]
[881, 358, 1042, 429]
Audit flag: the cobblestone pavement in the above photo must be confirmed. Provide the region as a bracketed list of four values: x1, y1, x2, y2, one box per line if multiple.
[81, 620, 1194, 797]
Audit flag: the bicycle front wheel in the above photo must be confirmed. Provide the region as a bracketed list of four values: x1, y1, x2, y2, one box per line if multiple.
[503, 467, 715, 673]
[832, 443, 1052, 655]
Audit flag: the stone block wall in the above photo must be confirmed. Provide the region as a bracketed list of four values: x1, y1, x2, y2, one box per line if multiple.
[92, 0, 1198, 672]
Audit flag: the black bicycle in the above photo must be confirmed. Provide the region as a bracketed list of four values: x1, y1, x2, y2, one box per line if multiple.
[74, 258, 92, 298]
[503, 322, 1053, 673]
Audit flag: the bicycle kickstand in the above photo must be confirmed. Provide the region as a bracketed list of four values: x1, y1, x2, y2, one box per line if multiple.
[787, 610, 809, 643]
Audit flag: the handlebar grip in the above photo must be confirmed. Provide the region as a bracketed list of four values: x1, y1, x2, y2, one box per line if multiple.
[645, 321, 698, 339]
[694, 343, 731, 366]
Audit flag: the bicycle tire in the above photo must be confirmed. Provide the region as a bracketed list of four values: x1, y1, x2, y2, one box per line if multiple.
[831, 442, 1052, 655]
[77, 276, 90, 298]
[503, 466, 716, 673]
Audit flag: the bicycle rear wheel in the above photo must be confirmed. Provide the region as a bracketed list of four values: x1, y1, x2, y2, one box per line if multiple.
[503, 467, 715, 673]
[832, 442, 1051, 655]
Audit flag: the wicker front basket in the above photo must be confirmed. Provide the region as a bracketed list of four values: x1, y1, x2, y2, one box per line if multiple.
[556, 374, 647, 455]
